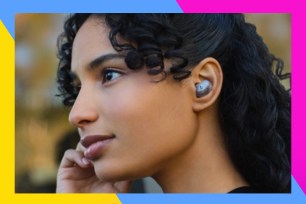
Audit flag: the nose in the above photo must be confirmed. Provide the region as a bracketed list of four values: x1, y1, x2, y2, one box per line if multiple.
[68, 88, 99, 128]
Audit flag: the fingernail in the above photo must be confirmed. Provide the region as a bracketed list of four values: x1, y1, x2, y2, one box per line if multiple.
[84, 149, 90, 157]
[82, 158, 90, 165]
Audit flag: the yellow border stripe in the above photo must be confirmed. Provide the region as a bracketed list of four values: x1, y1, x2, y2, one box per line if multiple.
[0, 20, 121, 204]
[0, 20, 15, 201]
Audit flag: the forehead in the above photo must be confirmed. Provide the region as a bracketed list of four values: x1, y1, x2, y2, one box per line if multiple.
[71, 16, 114, 72]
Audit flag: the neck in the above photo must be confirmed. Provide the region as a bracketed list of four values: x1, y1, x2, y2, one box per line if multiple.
[153, 106, 248, 193]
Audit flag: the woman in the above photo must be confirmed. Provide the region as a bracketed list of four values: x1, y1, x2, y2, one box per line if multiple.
[56, 14, 290, 193]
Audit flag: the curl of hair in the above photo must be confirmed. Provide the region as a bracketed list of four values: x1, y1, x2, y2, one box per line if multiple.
[57, 14, 291, 192]
[56, 14, 90, 106]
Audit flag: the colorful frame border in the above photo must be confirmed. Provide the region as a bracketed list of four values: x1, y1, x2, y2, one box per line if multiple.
[1, 0, 305, 204]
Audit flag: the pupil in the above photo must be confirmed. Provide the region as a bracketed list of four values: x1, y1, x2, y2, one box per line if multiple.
[106, 72, 112, 80]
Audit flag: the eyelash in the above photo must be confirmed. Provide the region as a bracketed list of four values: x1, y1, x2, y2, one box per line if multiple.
[68, 68, 123, 101]
[102, 68, 123, 84]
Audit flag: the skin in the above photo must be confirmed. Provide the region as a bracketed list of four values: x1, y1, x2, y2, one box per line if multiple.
[56, 15, 248, 193]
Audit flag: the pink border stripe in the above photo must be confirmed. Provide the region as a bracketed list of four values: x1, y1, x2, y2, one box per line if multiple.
[292, 9, 306, 195]
[177, 0, 306, 194]
[177, 0, 296, 13]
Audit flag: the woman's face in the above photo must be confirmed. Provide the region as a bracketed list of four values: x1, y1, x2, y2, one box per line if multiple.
[70, 16, 198, 181]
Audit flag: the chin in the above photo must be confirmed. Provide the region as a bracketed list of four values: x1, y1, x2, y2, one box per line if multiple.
[93, 159, 137, 182]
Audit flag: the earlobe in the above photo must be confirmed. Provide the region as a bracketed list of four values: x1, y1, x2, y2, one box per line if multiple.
[191, 57, 223, 112]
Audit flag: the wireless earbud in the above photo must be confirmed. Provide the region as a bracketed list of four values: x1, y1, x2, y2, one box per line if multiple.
[196, 80, 212, 98]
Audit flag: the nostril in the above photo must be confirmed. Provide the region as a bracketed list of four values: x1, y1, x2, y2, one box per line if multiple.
[78, 119, 91, 127]
[68, 108, 99, 128]
[69, 113, 91, 128]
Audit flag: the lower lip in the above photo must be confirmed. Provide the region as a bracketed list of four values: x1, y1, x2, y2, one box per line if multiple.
[84, 138, 114, 160]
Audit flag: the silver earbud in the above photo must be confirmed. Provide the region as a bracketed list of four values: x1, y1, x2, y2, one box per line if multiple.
[196, 80, 212, 98]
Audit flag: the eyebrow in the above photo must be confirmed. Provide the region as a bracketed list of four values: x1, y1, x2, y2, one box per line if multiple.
[89, 53, 125, 70]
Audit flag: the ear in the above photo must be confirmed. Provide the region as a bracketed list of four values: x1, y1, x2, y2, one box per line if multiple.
[191, 57, 223, 112]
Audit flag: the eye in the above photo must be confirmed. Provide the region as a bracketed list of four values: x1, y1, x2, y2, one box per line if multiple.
[102, 69, 123, 83]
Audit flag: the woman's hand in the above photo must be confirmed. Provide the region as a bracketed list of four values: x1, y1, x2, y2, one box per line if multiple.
[56, 144, 131, 193]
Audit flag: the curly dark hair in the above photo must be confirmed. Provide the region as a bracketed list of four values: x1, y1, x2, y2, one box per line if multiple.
[57, 14, 291, 193]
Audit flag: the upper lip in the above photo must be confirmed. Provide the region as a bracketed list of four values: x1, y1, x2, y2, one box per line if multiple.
[80, 135, 115, 148]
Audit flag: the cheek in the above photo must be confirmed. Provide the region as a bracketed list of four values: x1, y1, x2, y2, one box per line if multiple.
[105, 79, 194, 136]
[102, 80, 197, 167]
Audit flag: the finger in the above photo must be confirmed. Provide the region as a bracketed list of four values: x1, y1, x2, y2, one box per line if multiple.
[75, 142, 84, 151]
[113, 180, 132, 193]
[59, 149, 91, 169]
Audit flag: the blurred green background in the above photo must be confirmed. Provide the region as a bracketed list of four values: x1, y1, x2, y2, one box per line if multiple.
[15, 14, 291, 193]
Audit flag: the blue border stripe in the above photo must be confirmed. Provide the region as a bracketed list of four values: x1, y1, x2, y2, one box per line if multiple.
[0, 0, 183, 38]
[117, 177, 306, 204]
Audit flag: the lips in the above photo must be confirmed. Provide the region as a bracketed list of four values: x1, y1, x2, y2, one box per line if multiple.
[80, 135, 115, 160]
